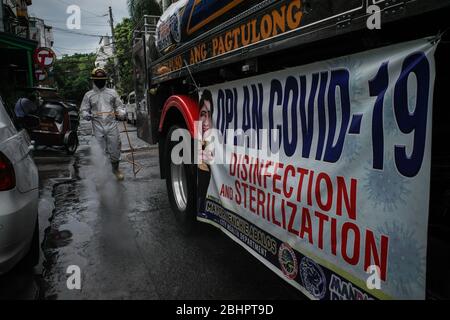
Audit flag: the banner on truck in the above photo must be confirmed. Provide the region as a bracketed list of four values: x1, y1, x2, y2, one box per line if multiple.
[196, 38, 438, 300]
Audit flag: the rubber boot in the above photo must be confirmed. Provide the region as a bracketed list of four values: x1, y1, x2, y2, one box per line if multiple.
[112, 162, 125, 181]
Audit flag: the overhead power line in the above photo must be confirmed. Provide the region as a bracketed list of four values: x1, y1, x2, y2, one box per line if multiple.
[52, 26, 112, 38]
[38, 18, 110, 27]
[54, 46, 97, 51]
[49, 0, 108, 18]
[53, 47, 66, 57]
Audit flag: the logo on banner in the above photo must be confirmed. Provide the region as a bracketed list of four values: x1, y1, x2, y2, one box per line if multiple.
[34, 47, 56, 68]
[299, 257, 327, 299]
[278, 243, 298, 280]
[157, 11, 183, 54]
[170, 12, 182, 43]
[329, 274, 373, 300]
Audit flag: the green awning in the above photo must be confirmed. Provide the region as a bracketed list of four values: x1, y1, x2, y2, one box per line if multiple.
[0, 32, 38, 86]
[0, 31, 37, 51]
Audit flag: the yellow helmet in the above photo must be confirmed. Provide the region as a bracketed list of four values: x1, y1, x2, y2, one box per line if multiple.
[91, 67, 108, 80]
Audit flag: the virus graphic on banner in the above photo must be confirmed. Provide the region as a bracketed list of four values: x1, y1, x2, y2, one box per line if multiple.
[363, 160, 410, 212]
[328, 57, 365, 102]
[378, 221, 426, 296]
[342, 136, 363, 163]
[382, 90, 401, 135]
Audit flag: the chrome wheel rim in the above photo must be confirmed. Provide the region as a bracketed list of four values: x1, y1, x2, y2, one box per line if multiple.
[68, 135, 77, 152]
[171, 162, 188, 211]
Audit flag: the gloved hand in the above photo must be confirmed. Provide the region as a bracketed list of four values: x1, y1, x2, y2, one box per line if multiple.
[82, 111, 92, 121]
[116, 110, 127, 121]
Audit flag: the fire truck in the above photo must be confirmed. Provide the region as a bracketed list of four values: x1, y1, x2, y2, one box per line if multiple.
[133, 0, 450, 300]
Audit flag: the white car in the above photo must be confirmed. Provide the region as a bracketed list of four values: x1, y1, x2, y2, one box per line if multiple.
[0, 97, 39, 274]
[126, 91, 137, 125]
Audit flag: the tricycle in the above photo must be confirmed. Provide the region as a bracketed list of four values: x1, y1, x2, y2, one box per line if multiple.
[24, 100, 79, 155]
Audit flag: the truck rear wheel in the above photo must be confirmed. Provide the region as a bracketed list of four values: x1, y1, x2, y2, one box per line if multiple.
[164, 125, 197, 227]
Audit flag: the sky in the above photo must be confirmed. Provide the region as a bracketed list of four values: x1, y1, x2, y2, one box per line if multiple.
[28, 0, 130, 56]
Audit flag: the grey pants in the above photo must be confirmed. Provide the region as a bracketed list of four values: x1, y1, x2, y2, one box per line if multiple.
[92, 119, 122, 163]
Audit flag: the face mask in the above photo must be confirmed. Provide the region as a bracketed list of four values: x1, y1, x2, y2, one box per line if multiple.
[94, 79, 106, 89]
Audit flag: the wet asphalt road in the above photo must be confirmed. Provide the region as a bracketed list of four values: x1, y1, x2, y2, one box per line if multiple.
[0, 120, 304, 300]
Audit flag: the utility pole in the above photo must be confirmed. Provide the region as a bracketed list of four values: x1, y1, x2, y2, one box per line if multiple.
[108, 6, 120, 87]
[162, 0, 170, 11]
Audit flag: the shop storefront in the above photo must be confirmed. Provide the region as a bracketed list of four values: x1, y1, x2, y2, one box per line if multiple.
[0, 31, 37, 108]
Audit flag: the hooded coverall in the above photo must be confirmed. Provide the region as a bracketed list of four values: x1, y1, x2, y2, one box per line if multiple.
[81, 85, 126, 166]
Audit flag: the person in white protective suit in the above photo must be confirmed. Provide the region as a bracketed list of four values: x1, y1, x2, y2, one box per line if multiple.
[81, 68, 127, 180]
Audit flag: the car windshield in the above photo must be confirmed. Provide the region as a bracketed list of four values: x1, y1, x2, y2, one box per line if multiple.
[40, 103, 64, 124]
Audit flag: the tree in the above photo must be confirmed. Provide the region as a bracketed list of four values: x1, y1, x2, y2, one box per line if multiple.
[127, 0, 161, 26]
[53, 53, 97, 104]
[113, 18, 134, 95]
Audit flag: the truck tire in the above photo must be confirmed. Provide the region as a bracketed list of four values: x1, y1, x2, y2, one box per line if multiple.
[164, 125, 197, 228]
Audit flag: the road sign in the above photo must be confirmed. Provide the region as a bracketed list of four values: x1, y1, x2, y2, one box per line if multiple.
[35, 68, 47, 81]
[34, 47, 56, 68]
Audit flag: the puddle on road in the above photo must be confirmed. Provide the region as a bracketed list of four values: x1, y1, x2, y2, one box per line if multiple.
[0, 122, 156, 299]
[38, 136, 131, 299]
[0, 148, 78, 300]
[38, 143, 95, 299]
[38, 152, 86, 299]
[44, 230, 73, 249]
[1, 122, 157, 300]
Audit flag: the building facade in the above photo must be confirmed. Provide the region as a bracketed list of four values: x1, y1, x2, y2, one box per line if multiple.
[95, 36, 114, 68]
[29, 17, 54, 48]
[0, 0, 36, 107]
